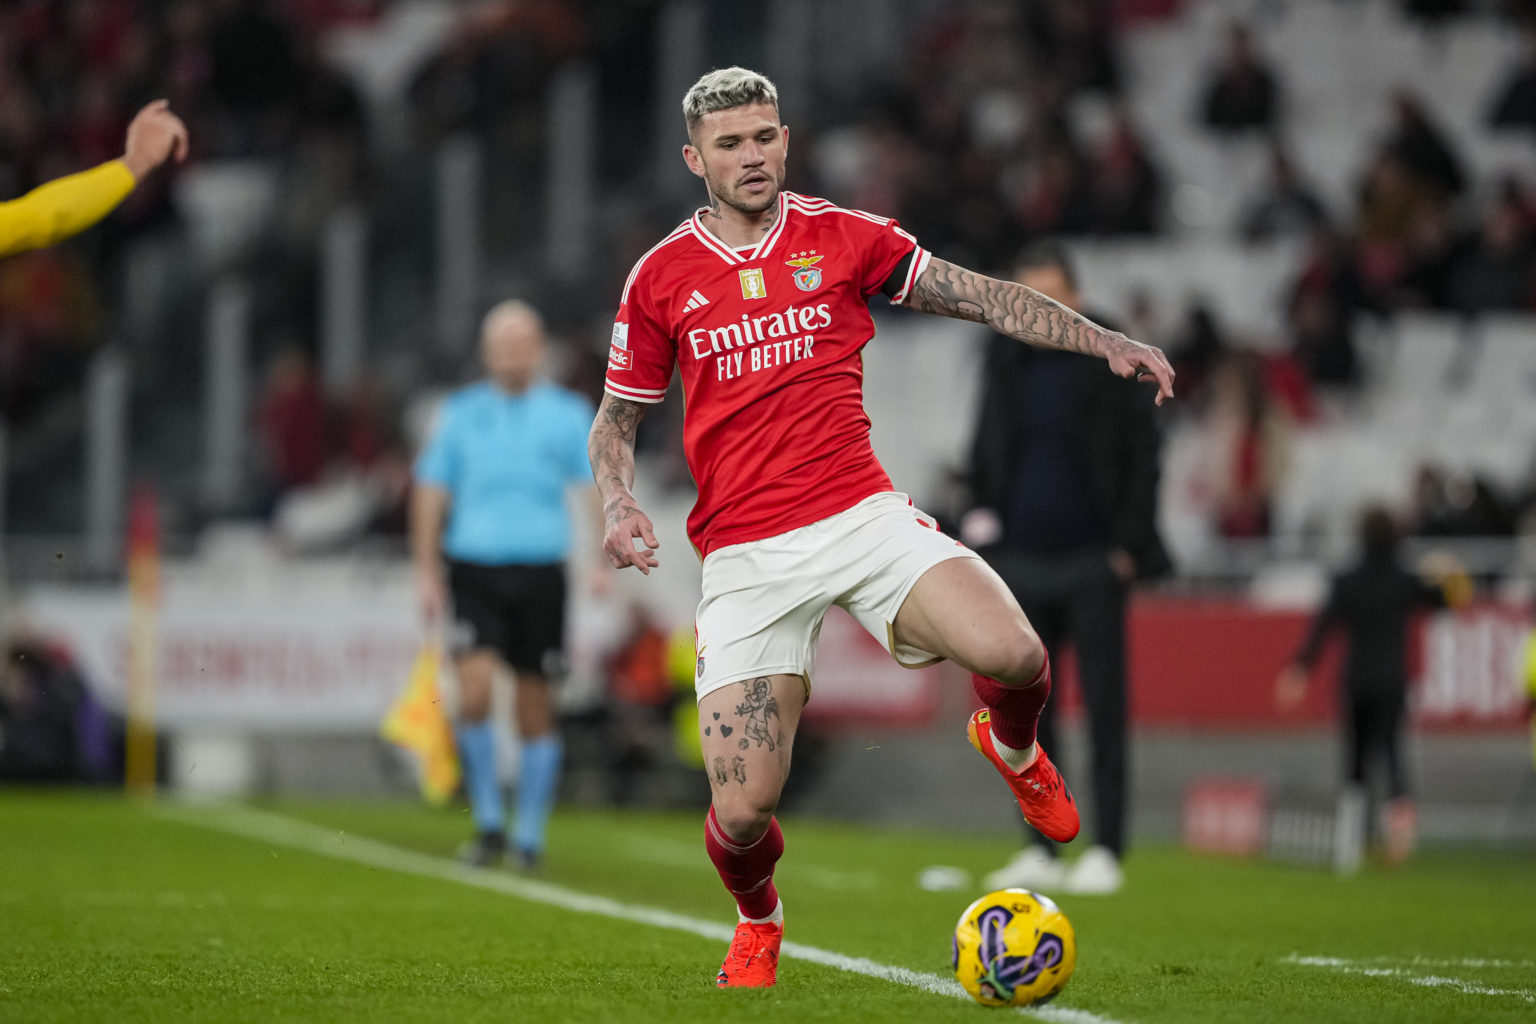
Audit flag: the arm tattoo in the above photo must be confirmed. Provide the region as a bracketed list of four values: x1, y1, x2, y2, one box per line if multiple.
[712, 756, 728, 787]
[588, 394, 647, 523]
[734, 677, 781, 751]
[731, 756, 747, 784]
[905, 257, 1112, 358]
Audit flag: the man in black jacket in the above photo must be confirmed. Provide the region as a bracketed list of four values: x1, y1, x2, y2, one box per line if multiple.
[964, 243, 1170, 894]
[1274, 506, 1464, 863]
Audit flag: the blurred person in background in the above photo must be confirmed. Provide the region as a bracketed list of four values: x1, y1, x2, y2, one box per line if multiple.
[255, 347, 328, 512]
[1275, 506, 1471, 863]
[0, 632, 113, 784]
[0, 98, 186, 258]
[1487, 29, 1536, 132]
[1200, 23, 1281, 135]
[1240, 147, 1328, 244]
[412, 300, 602, 870]
[590, 68, 1174, 988]
[963, 243, 1171, 895]
[1205, 351, 1288, 538]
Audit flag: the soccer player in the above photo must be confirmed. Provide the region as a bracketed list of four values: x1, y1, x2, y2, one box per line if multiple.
[588, 68, 1174, 987]
[413, 301, 599, 869]
[0, 100, 188, 258]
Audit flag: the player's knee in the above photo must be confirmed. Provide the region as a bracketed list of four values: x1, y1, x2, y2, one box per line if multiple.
[712, 792, 778, 844]
[457, 690, 492, 722]
[978, 623, 1046, 687]
[456, 659, 495, 722]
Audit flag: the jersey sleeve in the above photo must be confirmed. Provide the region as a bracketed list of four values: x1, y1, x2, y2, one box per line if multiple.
[0, 161, 136, 259]
[604, 283, 674, 405]
[855, 214, 930, 306]
[413, 399, 458, 489]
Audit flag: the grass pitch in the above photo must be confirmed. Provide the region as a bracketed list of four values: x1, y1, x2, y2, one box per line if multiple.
[1, 791, 1533, 1023]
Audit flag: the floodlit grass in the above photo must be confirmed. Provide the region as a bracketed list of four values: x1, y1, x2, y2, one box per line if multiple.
[1, 791, 1533, 1022]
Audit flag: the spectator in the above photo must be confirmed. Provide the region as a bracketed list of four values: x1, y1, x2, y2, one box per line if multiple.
[1289, 284, 1357, 387]
[1022, 0, 1123, 96]
[1013, 121, 1094, 236]
[1355, 151, 1441, 308]
[1090, 108, 1161, 234]
[256, 347, 329, 509]
[1167, 298, 1228, 407]
[0, 637, 104, 783]
[1410, 465, 1515, 537]
[1204, 352, 1288, 538]
[1487, 31, 1536, 132]
[1449, 194, 1536, 313]
[1397, 203, 1459, 309]
[1383, 91, 1465, 201]
[1200, 23, 1280, 134]
[1240, 147, 1328, 242]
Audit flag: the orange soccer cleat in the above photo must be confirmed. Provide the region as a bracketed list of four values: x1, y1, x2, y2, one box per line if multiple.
[968, 709, 1080, 843]
[716, 919, 783, 988]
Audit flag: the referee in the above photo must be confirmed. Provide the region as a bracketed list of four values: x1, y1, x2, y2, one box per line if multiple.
[412, 300, 602, 868]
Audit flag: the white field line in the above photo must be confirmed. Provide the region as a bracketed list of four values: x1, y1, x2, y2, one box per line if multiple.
[158, 803, 1128, 1024]
[1317, 956, 1536, 970]
[1284, 955, 1536, 1004]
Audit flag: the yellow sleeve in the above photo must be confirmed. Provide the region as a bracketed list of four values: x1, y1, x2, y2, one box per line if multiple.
[0, 160, 137, 259]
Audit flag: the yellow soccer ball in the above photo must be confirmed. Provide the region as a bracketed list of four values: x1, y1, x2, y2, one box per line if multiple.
[951, 888, 1076, 1007]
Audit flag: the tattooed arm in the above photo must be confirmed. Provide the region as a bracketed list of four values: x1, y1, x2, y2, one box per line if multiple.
[588, 393, 662, 574]
[905, 257, 1176, 405]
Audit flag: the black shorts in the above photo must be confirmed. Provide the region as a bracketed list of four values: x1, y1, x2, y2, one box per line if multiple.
[446, 560, 568, 679]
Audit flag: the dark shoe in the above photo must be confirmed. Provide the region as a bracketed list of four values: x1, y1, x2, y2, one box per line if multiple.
[458, 830, 507, 867]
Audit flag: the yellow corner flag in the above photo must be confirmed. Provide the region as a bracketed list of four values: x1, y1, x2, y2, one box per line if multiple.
[1523, 629, 1536, 769]
[382, 644, 460, 805]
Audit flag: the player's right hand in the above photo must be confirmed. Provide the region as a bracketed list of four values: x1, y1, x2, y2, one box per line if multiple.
[417, 572, 447, 626]
[604, 499, 661, 575]
[122, 100, 190, 181]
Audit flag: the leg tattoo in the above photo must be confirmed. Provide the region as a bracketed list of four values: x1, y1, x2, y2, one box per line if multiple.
[734, 677, 781, 751]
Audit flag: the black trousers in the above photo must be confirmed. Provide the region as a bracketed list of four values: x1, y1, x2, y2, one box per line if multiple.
[1345, 687, 1409, 801]
[984, 546, 1128, 858]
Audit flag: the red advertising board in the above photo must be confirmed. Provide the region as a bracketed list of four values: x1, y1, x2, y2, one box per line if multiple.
[1123, 598, 1530, 730]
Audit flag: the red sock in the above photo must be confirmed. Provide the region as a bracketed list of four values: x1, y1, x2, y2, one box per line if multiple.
[705, 806, 783, 920]
[972, 656, 1051, 751]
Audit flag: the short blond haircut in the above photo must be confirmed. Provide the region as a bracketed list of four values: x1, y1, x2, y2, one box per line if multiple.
[682, 67, 779, 140]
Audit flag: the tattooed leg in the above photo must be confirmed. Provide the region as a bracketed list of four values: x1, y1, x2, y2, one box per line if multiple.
[697, 673, 807, 842]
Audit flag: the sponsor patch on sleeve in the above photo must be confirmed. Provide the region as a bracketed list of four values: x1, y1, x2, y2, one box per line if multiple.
[608, 346, 632, 370]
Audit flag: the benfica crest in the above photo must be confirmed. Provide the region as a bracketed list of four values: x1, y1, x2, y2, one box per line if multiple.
[785, 251, 824, 292]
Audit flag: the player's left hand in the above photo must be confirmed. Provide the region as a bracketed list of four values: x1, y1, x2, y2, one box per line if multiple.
[1274, 664, 1308, 711]
[1104, 333, 1175, 406]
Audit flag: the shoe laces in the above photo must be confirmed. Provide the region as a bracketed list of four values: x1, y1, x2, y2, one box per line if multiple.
[724, 923, 778, 971]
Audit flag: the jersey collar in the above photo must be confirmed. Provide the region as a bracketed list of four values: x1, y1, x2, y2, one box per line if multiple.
[689, 190, 790, 266]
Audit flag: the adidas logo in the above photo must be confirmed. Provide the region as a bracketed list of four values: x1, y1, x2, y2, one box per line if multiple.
[684, 289, 711, 311]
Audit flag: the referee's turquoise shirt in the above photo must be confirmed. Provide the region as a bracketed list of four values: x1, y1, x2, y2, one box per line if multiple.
[414, 380, 595, 566]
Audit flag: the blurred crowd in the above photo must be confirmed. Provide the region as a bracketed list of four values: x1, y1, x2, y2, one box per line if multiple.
[4, 0, 1536, 551]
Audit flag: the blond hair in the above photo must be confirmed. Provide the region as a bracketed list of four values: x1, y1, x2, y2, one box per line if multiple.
[682, 67, 779, 140]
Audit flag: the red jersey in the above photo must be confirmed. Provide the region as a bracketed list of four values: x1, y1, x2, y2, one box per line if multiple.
[606, 191, 931, 556]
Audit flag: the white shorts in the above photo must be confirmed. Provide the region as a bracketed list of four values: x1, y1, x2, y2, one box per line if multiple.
[693, 491, 980, 701]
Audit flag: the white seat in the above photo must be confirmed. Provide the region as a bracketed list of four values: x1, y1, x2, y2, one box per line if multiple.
[1377, 313, 1466, 401]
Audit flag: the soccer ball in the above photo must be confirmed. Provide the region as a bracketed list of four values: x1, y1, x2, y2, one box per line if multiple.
[951, 888, 1076, 1007]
